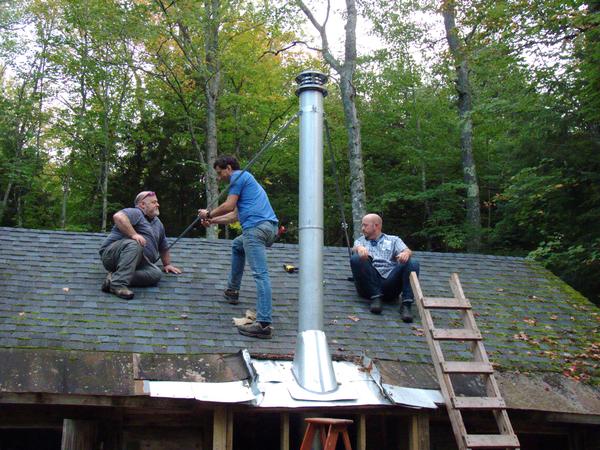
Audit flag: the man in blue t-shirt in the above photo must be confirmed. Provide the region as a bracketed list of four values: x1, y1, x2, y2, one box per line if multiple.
[99, 191, 182, 300]
[199, 156, 278, 339]
[351, 213, 419, 322]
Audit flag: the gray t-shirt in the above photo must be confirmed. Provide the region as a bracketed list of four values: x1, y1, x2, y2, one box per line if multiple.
[353, 233, 408, 278]
[99, 207, 168, 263]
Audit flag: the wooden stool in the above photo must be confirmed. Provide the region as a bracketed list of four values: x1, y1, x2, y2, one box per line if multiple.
[300, 417, 353, 450]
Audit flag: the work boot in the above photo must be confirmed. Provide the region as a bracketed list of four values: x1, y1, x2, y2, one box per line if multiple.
[369, 295, 383, 314]
[101, 273, 112, 293]
[223, 288, 239, 305]
[109, 286, 134, 300]
[400, 302, 413, 323]
[237, 321, 273, 339]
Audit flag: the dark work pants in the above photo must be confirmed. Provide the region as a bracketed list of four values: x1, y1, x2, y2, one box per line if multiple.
[100, 239, 162, 289]
[350, 254, 420, 303]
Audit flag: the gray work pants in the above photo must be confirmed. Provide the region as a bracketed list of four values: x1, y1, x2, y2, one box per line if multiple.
[100, 239, 162, 288]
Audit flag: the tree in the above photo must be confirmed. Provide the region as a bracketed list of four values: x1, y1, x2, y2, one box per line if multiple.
[295, 0, 367, 239]
[442, 0, 481, 252]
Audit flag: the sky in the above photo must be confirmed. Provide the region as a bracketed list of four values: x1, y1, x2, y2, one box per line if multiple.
[297, 0, 384, 59]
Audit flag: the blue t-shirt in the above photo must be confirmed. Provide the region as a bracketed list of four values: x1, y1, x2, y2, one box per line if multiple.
[229, 170, 277, 230]
[99, 207, 168, 262]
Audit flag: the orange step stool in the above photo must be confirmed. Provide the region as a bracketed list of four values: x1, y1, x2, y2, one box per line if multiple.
[300, 417, 353, 450]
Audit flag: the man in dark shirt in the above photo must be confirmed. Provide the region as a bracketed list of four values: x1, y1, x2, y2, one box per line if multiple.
[99, 191, 181, 299]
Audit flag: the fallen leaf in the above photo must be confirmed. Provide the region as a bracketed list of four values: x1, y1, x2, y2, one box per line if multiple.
[63, 287, 70, 292]
[180, 314, 188, 319]
[347, 315, 360, 322]
[513, 332, 529, 341]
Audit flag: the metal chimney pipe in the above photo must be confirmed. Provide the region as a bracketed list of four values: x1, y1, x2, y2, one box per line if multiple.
[292, 70, 338, 394]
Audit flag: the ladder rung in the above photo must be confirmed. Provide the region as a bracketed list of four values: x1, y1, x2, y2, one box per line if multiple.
[464, 433, 520, 448]
[423, 296, 471, 309]
[432, 328, 482, 340]
[442, 361, 494, 374]
[452, 396, 506, 409]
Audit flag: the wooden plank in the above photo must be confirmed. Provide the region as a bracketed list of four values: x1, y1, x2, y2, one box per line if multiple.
[452, 397, 506, 410]
[280, 412, 289, 450]
[212, 407, 228, 450]
[432, 328, 482, 340]
[464, 433, 520, 448]
[356, 414, 366, 450]
[423, 297, 471, 309]
[442, 361, 494, 374]
[61, 419, 98, 450]
[409, 413, 430, 450]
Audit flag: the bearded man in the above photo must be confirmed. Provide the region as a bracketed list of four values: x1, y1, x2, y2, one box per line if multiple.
[99, 191, 181, 300]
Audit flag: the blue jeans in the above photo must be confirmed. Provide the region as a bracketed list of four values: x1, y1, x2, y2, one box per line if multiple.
[350, 254, 420, 303]
[228, 221, 278, 324]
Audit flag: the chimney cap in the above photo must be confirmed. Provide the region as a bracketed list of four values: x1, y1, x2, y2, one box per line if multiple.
[295, 70, 328, 96]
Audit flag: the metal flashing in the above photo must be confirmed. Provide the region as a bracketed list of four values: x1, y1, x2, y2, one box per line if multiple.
[144, 357, 441, 409]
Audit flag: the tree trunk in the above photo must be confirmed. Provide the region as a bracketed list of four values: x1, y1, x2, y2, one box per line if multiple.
[297, 0, 367, 239]
[101, 103, 110, 233]
[339, 73, 367, 239]
[442, 0, 481, 252]
[203, 0, 220, 240]
[0, 181, 12, 224]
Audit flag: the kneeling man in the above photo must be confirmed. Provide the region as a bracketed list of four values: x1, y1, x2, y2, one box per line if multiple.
[99, 191, 181, 299]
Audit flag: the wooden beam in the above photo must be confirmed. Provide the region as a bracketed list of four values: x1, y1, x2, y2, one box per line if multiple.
[227, 410, 233, 450]
[356, 414, 366, 450]
[408, 413, 429, 450]
[279, 412, 290, 450]
[213, 407, 231, 450]
[61, 419, 98, 450]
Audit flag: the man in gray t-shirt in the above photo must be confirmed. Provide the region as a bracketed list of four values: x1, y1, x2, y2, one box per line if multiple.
[99, 191, 181, 299]
[351, 213, 420, 322]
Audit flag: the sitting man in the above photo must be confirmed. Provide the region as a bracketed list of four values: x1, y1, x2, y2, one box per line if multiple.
[99, 191, 181, 299]
[350, 213, 419, 322]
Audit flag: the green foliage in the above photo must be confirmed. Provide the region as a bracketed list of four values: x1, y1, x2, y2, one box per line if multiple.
[0, 0, 599, 305]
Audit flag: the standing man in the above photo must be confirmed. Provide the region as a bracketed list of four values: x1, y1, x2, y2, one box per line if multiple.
[99, 191, 182, 300]
[199, 156, 278, 339]
[350, 213, 420, 322]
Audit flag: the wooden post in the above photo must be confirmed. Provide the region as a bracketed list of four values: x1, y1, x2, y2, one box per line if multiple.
[213, 406, 232, 450]
[409, 413, 430, 450]
[280, 412, 290, 450]
[61, 419, 98, 450]
[356, 414, 366, 450]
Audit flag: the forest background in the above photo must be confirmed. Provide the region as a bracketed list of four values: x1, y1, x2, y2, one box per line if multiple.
[1, 0, 599, 306]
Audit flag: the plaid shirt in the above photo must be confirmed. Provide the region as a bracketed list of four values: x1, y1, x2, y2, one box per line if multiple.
[353, 233, 408, 278]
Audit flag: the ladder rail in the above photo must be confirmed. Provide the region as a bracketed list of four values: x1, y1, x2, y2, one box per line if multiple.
[410, 272, 520, 450]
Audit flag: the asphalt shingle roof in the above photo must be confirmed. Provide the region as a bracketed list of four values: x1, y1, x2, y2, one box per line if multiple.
[0, 227, 598, 384]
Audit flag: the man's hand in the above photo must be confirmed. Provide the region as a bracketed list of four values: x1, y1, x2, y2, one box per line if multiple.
[198, 209, 210, 219]
[201, 218, 213, 228]
[355, 245, 370, 260]
[131, 233, 146, 246]
[163, 264, 182, 274]
[396, 249, 412, 264]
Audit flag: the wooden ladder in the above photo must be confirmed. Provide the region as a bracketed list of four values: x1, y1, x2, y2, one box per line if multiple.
[410, 272, 520, 450]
